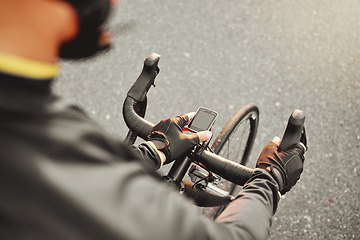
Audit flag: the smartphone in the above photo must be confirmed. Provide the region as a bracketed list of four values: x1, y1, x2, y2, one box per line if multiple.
[188, 107, 218, 133]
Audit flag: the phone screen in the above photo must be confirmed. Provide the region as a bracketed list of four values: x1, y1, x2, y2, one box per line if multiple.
[188, 108, 218, 132]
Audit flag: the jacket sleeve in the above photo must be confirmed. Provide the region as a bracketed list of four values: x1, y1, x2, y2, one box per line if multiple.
[129, 142, 163, 169]
[215, 168, 280, 239]
[36, 155, 279, 240]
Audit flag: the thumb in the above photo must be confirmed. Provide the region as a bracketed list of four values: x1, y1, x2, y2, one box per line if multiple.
[271, 136, 281, 147]
[196, 130, 212, 142]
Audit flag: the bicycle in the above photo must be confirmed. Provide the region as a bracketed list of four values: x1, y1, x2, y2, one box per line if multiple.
[122, 53, 306, 219]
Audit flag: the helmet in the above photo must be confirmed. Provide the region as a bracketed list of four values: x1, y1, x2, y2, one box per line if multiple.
[60, 0, 112, 59]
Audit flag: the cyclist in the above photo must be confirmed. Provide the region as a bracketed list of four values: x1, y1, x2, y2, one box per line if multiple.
[0, 0, 306, 239]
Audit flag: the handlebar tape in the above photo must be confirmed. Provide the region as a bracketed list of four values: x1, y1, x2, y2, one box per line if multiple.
[278, 110, 305, 152]
[123, 97, 154, 140]
[198, 150, 253, 186]
[123, 53, 160, 140]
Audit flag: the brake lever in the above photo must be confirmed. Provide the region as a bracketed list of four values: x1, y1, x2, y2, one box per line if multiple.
[278, 109, 306, 152]
[300, 126, 308, 150]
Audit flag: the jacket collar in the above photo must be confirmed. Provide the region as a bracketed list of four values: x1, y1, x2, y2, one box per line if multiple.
[0, 52, 59, 79]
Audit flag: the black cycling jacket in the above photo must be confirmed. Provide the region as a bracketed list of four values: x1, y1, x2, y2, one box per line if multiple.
[0, 69, 279, 240]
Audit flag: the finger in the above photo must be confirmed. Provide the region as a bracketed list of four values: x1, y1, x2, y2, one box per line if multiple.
[185, 112, 196, 121]
[271, 136, 281, 147]
[196, 131, 212, 142]
[175, 114, 190, 128]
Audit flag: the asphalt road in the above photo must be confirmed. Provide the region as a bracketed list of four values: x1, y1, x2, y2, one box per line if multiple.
[55, 1, 360, 239]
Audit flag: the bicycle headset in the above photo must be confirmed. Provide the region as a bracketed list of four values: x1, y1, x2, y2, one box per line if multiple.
[60, 0, 112, 59]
